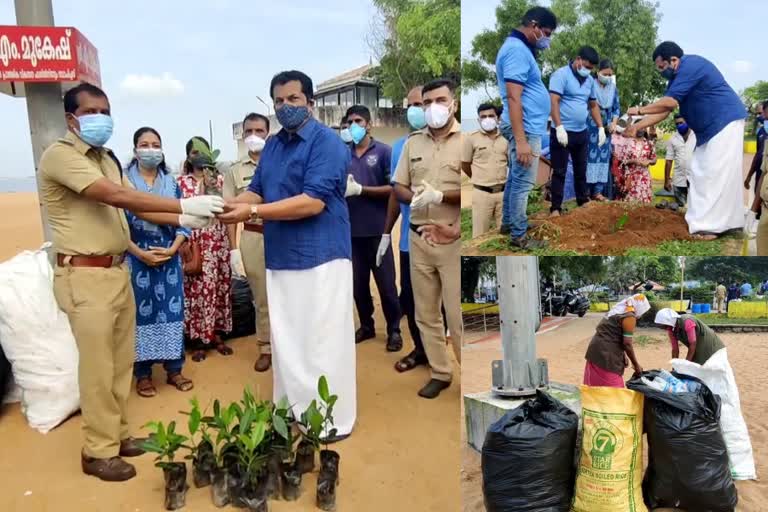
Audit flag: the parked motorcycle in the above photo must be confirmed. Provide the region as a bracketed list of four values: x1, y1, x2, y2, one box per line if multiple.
[562, 289, 590, 317]
[540, 286, 567, 317]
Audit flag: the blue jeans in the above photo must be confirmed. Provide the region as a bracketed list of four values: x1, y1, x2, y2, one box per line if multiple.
[589, 182, 605, 196]
[134, 356, 185, 379]
[500, 123, 542, 238]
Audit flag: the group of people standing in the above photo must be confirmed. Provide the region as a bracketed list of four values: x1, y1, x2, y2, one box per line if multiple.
[37, 68, 461, 482]
[479, 6, 748, 249]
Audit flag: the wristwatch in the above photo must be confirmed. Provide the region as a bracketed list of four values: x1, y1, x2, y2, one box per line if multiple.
[250, 205, 259, 221]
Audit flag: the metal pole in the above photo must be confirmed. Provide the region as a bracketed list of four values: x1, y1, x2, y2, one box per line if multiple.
[680, 256, 685, 311]
[491, 256, 549, 397]
[15, 0, 63, 246]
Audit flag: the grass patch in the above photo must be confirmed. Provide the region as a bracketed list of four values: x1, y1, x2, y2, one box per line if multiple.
[634, 334, 664, 347]
[624, 239, 724, 256]
[526, 186, 545, 216]
[696, 313, 768, 325]
[461, 208, 472, 241]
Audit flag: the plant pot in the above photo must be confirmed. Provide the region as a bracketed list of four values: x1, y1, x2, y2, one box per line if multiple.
[264, 452, 283, 500]
[243, 482, 269, 512]
[162, 462, 188, 511]
[193, 442, 214, 488]
[281, 462, 302, 501]
[210, 467, 230, 508]
[227, 463, 248, 509]
[316, 451, 339, 511]
[295, 440, 315, 474]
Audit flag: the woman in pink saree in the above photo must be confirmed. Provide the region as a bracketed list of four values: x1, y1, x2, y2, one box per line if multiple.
[583, 294, 650, 388]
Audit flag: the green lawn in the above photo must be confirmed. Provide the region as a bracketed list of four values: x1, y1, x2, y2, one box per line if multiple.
[696, 314, 768, 325]
[461, 208, 472, 242]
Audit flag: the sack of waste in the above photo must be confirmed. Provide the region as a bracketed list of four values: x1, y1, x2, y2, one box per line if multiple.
[627, 370, 738, 511]
[640, 368, 701, 394]
[481, 390, 578, 512]
[672, 349, 756, 480]
[0, 246, 80, 433]
[572, 385, 647, 512]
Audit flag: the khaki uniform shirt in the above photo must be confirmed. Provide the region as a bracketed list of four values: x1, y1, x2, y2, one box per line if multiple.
[393, 120, 462, 225]
[716, 284, 726, 298]
[222, 155, 262, 226]
[39, 131, 131, 255]
[461, 129, 508, 187]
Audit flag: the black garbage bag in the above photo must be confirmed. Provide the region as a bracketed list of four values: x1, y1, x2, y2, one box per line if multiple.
[481, 390, 578, 512]
[222, 277, 256, 341]
[627, 370, 738, 511]
[0, 339, 11, 406]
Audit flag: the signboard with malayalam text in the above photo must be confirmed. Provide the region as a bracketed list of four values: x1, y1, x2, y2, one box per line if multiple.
[0, 25, 100, 97]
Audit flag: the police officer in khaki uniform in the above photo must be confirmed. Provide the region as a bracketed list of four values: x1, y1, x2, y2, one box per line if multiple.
[393, 78, 463, 399]
[39, 83, 223, 482]
[462, 103, 508, 237]
[223, 113, 272, 372]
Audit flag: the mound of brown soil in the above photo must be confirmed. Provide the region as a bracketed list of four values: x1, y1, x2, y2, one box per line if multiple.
[529, 202, 692, 254]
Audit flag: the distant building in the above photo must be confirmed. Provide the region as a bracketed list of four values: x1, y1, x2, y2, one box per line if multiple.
[231, 64, 408, 158]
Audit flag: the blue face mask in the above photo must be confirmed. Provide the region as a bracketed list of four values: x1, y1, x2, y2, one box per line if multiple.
[76, 113, 113, 147]
[660, 66, 675, 80]
[340, 128, 353, 143]
[349, 122, 367, 144]
[535, 36, 551, 50]
[676, 123, 689, 135]
[406, 106, 426, 130]
[276, 104, 311, 130]
[136, 148, 164, 169]
[577, 65, 592, 78]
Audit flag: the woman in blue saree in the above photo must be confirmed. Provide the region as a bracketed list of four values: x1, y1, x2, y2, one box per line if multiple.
[586, 59, 621, 201]
[124, 127, 193, 397]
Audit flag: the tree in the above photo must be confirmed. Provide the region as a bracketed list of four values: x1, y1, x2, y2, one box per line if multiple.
[603, 256, 676, 293]
[369, 0, 461, 102]
[688, 257, 768, 284]
[538, 256, 606, 286]
[463, 0, 665, 112]
[740, 80, 768, 135]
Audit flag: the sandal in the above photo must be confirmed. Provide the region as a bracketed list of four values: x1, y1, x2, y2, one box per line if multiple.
[394, 351, 429, 373]
[191, 350, 206, 362]
[136, 377, 157, 398]
[215, 342, 234, 356]
[166, 373, 194, 392]
[592, 194, 608, 202]
[692, 232, 719, 241]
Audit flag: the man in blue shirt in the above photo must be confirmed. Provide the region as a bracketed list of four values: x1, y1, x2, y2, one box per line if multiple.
[220, 70, 356, 440]
[342, 105, 402, 352]
[381, 85, 429, 373]
[627, 42, 747, 238]
[549, 46, 607, 215]
[496, 6, 557, 249]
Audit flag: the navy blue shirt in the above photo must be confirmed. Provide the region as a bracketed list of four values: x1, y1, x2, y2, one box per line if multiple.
[549, 63, 597, 133]
[755, 127, 766, 172]
[665, 55, 746, 146]
[248, 118, 352, 271]
[346, 139, 392, 237]
[495, 30, 550, 136]
[391, 135, 411, 253]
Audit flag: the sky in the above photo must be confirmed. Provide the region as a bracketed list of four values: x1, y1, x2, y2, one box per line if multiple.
[461, 0, 766, 128]
[0, 0, 379, 177]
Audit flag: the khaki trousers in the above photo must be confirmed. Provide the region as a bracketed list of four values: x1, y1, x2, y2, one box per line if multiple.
[758, 207, 768, 257]
[472, 188, 504, 237]
[53, 264, 135, 459]
[241, 230, 271, 353]
[716, 296, 726, 313]
[409, 231, 463, 382]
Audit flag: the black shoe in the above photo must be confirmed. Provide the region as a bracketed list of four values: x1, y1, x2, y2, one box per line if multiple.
[355, 327, 376, 344]
[418, 379, 451, 399]
[510, 236, 546, 250]
[386, 332, 403, 352]
[499, 224, 511, 235]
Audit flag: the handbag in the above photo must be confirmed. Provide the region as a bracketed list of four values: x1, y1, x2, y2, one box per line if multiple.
[179, 241, 202, 275]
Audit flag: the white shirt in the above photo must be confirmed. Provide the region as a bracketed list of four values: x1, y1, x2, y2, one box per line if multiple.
[665, 130, 697, 187]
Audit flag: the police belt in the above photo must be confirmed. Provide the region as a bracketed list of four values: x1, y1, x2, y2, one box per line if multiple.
[474, 183, 505, 194]
[243, 223, 264, 234]
[57, 253, 125, 268]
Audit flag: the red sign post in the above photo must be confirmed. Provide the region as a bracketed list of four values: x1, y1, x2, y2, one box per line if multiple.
[0, 26, 100, 95]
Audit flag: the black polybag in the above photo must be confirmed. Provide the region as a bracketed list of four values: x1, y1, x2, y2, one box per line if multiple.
[481, 390, 578, 512]
[0, 340, 11, 406]
[222, 276, 256, 341]
[627, 370, 738, 511]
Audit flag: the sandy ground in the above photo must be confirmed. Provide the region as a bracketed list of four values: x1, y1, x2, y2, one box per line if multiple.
[0, 192, 461, 511]
[461, 313, 766, 512]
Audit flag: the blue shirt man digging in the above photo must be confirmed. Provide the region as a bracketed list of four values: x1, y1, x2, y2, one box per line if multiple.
[219, 70, 356, 441]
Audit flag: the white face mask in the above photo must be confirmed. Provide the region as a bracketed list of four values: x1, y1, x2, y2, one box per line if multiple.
[480, 117, 498, 132]
[244, 134, 266, 153]
[425, 101, 453, 129]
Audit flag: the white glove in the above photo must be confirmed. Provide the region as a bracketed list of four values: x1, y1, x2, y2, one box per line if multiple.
[375, 234, 391, 267]
[179, 214, 213, 229]
[745, 211, 758, 239]
[411, 180, 444, 209]
[230, 249, 246, 277]
[345, 175, 363, 198]
[180, 195, 225, 217]
[597, 126, 607, 147]
[555, 125, 568, 146]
